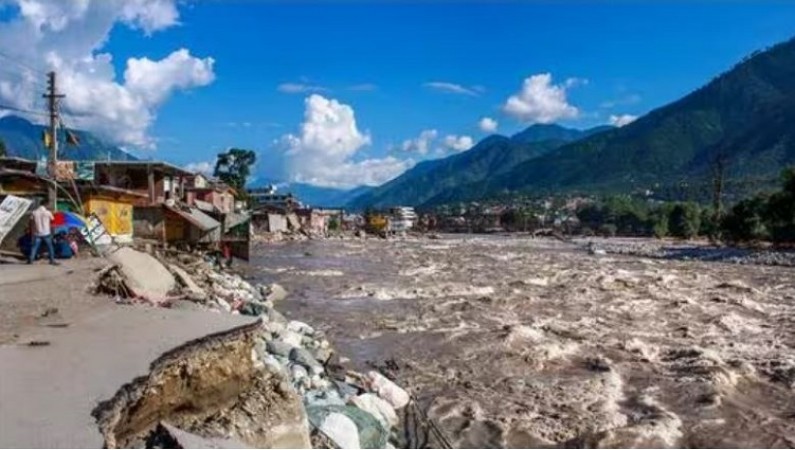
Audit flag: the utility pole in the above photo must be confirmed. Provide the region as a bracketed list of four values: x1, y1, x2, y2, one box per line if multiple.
[43, 71, 64, 210]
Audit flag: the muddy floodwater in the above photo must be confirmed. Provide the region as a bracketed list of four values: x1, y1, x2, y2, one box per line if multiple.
[246, 235, 795, 448]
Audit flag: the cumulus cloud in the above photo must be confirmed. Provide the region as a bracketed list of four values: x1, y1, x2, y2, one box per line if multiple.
[277, 82, 328, 94]
[442, 134, 474, 152]
[502, 73, 579, 123]
[478, 117, 498, 133]
[423, 81, 482, 96]
[0, 0, 215, 148]
[609, 114, 638, 127]
[185, 161, 214, 175]
[281, 94, 413, 188]
[400, 129, 438, 155]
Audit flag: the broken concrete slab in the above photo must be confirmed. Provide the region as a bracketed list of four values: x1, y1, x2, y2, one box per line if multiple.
[108, 247, 176, 304]
[170, 264, 207, 301]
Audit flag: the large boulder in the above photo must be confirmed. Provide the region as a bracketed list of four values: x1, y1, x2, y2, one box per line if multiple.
[350, 393, 398, 428]
[366, 371, 410, 409]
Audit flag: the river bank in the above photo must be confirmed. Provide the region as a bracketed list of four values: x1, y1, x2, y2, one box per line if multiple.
[249, 234, 795, 448]
[0, 244, 409, 448]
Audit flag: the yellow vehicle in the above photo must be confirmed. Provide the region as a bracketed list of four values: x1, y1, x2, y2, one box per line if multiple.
[365, 212, 388, 234]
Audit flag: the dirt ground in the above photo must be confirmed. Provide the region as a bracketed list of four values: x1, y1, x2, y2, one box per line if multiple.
[0, 257, 108, 344]
[249, 235, 795, 448]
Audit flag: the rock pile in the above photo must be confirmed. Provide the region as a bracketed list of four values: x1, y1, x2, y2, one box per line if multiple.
[96, 247, 408, 449]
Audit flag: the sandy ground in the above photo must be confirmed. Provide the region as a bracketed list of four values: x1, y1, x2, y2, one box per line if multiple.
[0, 257, 109, 344]
[249, 235, 795, 448]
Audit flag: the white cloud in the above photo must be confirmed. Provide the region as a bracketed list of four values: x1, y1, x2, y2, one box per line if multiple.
[348, 83, 378, 92]
[120, 0, 180, 34]
[0, 0, 215, 148]
[400, 129, 438, 155]
[564, 77, 588, 88]
[277, 82, 328, 94]
[442, 134, 474, 152]
[609, 114, 638, 127]
[423, 81, 481, 96]
[124, 49, 215, 104]
[502, 73, 579, 123]
[185, 161, 214, 175]
[478, 117, 498, 133]
[281, 94, 413, 188]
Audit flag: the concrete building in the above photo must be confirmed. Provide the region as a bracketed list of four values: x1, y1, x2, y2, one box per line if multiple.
[387, 206, 417, 233]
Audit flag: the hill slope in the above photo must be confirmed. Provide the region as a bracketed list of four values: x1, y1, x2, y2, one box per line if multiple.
[0, 115, 135, 161]
[491, 38, 795, 198]
[349, 124, 609, 209]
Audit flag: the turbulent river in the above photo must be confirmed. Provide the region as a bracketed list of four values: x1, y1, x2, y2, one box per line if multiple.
[245, 235, 795, 448]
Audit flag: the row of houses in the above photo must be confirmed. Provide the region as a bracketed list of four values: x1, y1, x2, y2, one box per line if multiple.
[0, 157, 250, 259]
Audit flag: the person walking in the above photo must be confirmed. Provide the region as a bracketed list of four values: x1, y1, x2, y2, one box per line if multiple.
[28, 204, 58, 265]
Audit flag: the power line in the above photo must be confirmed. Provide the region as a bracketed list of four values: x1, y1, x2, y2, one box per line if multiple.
[0, 102, 48, 117]
[0, 65, 48, 91]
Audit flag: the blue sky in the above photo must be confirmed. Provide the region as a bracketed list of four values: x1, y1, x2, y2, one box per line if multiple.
[2, 1, 795, 188]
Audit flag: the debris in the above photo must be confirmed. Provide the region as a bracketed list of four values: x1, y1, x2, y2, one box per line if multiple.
[169, 264, 207, 301]
[149, 422, 251, 449]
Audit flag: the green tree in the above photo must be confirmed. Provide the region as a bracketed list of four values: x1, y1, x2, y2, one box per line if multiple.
[699, 207, 721, 240]
[668, 202, 701, 239]
[722, 195, 769, 242]
[0, 139, 6, 157]
[763, 168, 795, 243]
[214, 148, 257, 192]
[650, 203, 674, 238]
[328, 216, 340, 232]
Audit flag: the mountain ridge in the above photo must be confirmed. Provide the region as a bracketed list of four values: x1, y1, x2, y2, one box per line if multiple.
[351, 36, 795, 208]
[348, 124, 614, 209]
[0, 115, 136, 162]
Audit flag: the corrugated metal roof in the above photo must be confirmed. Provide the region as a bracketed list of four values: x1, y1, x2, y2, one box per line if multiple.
[193, 199, 215, 213]
[225, 211, 250, 229]
[165, 205, 220, 231]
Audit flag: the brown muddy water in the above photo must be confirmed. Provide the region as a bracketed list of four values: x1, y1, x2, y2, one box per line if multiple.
[245, 235, 795, 448]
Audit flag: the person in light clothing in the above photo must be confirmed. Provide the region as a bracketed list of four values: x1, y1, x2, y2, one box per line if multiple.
[28, 204, 58, 265]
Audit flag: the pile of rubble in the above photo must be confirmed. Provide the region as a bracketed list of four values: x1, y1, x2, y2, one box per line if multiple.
[95, 245, 409, 449]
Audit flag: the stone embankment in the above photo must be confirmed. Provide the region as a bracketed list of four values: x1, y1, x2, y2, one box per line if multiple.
[94, 245, 409, 449]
